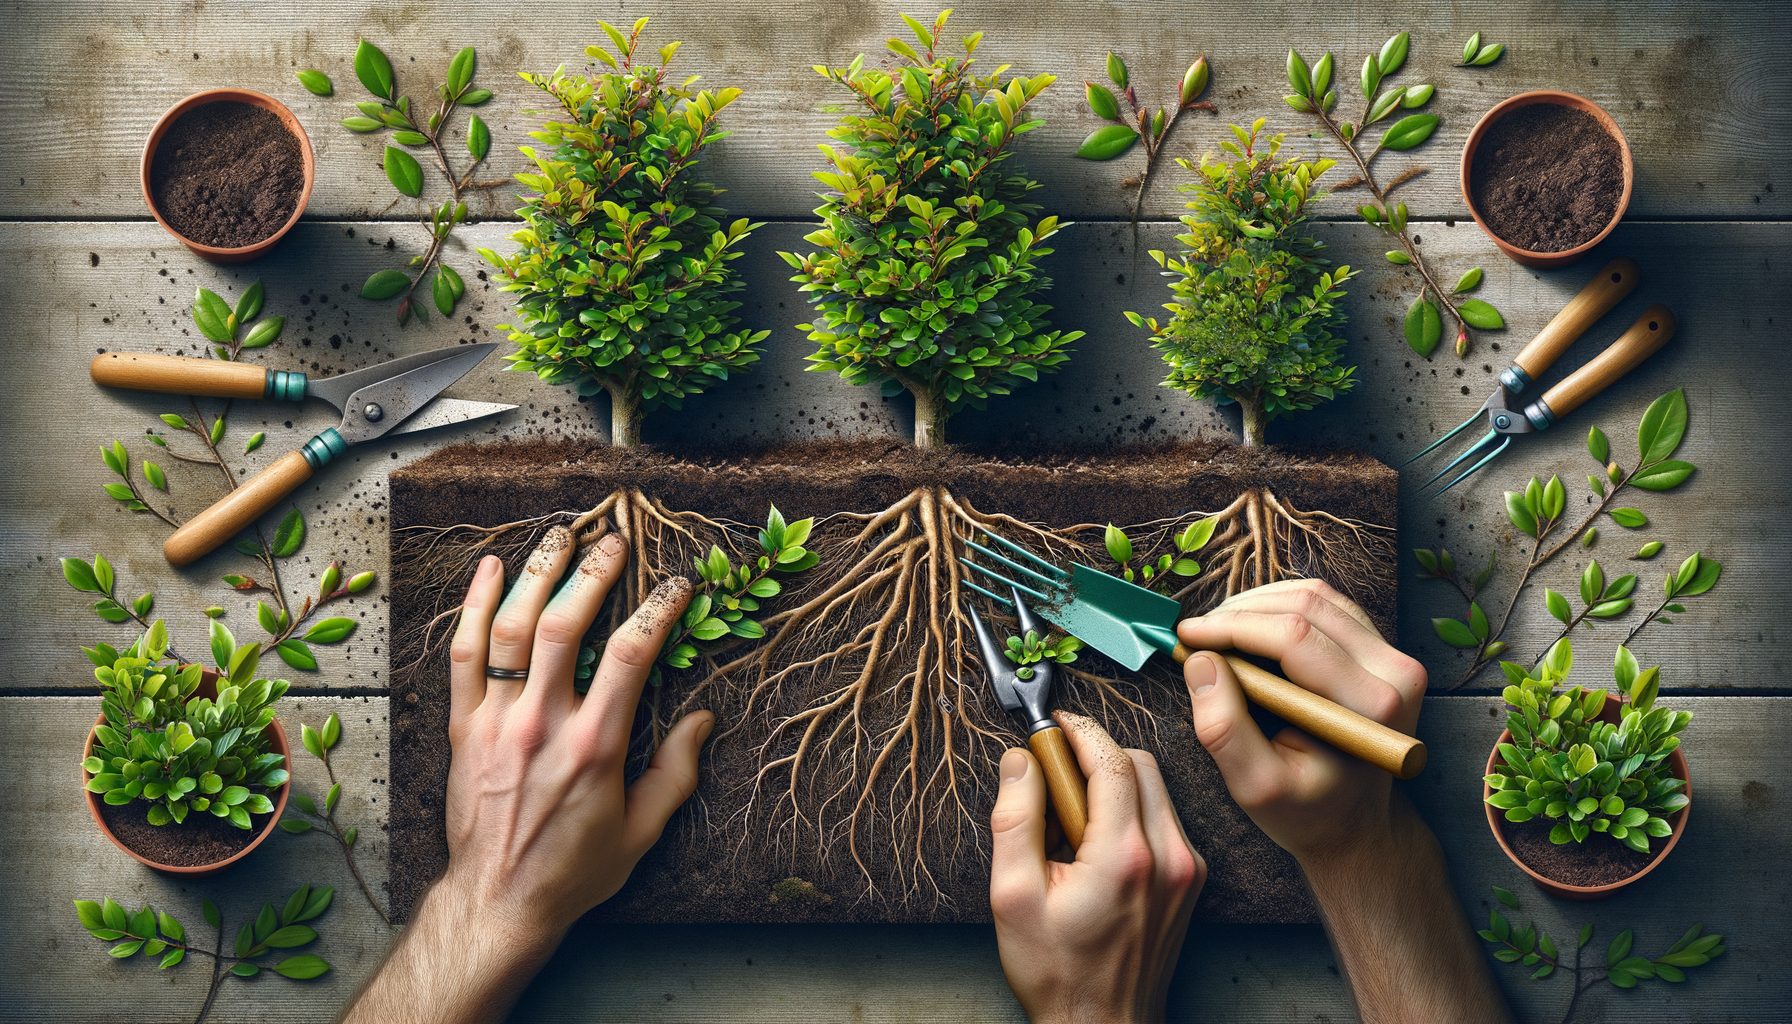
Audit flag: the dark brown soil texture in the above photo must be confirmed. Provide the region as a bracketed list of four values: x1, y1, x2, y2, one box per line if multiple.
[1470, 103, 1623, 252]
[99, 796, 261, 867]
[150, 101, 303, 248]
[388, 440, 1397, 924]
[1501, 818, 1658, 888]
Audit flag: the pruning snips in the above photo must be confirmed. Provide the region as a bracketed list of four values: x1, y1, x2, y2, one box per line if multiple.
[967, 589, 1089, 848]
[92, 344, 514, 566]
[1407, 257, 1676, 494]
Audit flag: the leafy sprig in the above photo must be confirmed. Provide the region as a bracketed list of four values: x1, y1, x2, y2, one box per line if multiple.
[76, 887, 333, 1023]
[342, 40, 492, 323]
[1457, 33, 1507, 68]
[1478, 886, 1722, 1023]
[280, 712, 388, 926]
[1102, 516, 1216, 592]
[655, 506, 821, 678]
[1419, 390, 1711, 688]
[1002, 630, 1081, 680]
[1286, 32, 1499, 357]
[1074, 50, 1215, 224]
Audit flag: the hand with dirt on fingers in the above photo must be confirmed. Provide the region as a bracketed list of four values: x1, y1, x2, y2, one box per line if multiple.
[1179, 578, 1511, 1024]
[989, 711, 1204, 1024]
[344, 527, 712, 1024]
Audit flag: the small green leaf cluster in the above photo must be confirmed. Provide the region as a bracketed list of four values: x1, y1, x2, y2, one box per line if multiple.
[63, 553, 156, 629]
[193, 281, 284, 360]
[1542, 556, 1639, 628]
[74, 885, 334, 981]
[82, 622, 289, 830]
[1102, 516, 1216, 591]
[1457, 33, 1506, 67]
[1485, 641, 1689, 854]
[1078, 52, 1210, 162]
[343, 40, 491, 323]
[783, 10, 1081, 447]
[1286, 35, 1435, 151]
[1479, 886, 1722, 989]
[1127, 120, 1354, 447]
[1002, 630, 1082, 681]
[484, 19, 765, 446]
[658, 506, 820, 674]
[281, 713, 356, 843]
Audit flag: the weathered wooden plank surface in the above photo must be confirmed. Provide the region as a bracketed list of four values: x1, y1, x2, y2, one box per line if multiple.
[0, 220, 1782, 693]
[5, 696, 1786, 1022]
[0, 1, 1786, 222]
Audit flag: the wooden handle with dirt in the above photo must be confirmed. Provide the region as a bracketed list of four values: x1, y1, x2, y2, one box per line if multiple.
[1171, 645, 1427, 779]
[164, 450, 315, 567]
[1028, 726, 1088, 849]
[92, 352, 277, 399]
[1511, 257, 1640, 380]
[1539, 305, 1676, 420]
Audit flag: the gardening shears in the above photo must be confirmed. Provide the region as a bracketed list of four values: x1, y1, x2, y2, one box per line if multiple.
[91, 344, 514, 566]
[960, 530, 1426, 779]
[965, 589, 1090, 848]
[1405, 257, 1675, 494]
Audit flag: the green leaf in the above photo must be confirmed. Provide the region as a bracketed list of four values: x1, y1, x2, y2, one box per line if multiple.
[383, 146, 424, 198]
[1452, 268, 1483, 294]
[296, 69, 333, 96]
[303, 617, 357, 644]
[1286, 50, 1311, 98]
[1103, 524, 1133, 565]
[1378, 32, 1410, 75]
[1404, 296, 1442, 357]
[1380, 113, 1439, 151]
[322, 713, 341, 749]
[209, 618, 236, 670]
[62, 557, 101, 593]
[361, 269, 411, 300]
[1545, 588, 1571, 624]
[1471, 43, 1506, 66]
[262, 925, 317, 949]
[245, 431, 266, 454]
[446, 46, 476, 96]
[1432, 617, 1478, 649]
[234, 281, 265, 324]
[1588, 426, 1610, 464]
[467, 114, 490, 161]
[1462, 32, 1482, 63]
[1084, 82, 1120, 121]
[1631, 460, 1695, 491]
[275, 639, 318, 670]
[1074, 124, 1138, 161]
[241, 316, 284, 350]
[274, 954, 331, 980]
[1457, 299, 1504, 330]
[193, 288, 233, 343]
[272, 508, 305, 557]
[353, 39, 395, 100]
[432, 269, 456, 316]
[1610, 508, 1648, 528]
[1106, 51, 1129, 89]
[1608, 929, 1634, 964]
[1636, 389, 1689, 465]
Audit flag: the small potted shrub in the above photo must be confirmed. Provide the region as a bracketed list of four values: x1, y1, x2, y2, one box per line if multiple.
[1483, 640, 1691, 899]
[1126, 118, 1355, 447]
[82, 621, 292, 875]
[483, 18, 767, 447]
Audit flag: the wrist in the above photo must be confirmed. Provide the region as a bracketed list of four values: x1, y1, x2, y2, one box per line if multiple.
[1295, 794, 1418, 895]
[425, 866, 570, 966]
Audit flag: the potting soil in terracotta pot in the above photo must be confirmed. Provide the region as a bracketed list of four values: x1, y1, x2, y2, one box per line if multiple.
[388, 440, 1399, 925]
[1500, 818, 1656, 888]
[1469, 103, 1623, 253]
[98, 798, 258, 867]
[149, 101, 304, 248]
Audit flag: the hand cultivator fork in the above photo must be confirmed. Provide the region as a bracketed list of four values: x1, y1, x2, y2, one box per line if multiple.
[959, 529, 1426, 779]
[1405, 257, 1675, 494]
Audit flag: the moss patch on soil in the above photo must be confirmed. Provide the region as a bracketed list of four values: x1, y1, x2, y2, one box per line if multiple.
[387, 440, 1397, 924]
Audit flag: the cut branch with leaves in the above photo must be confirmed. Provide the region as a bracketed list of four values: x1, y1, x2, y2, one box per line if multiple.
[1419, 390, 1714, 687]
[280, 712, 388, 926]
[1075, 50, 1215, 225]
[74, 886, 333, 1024]
[1479, 886, 1722, 1024]
[1286, 32, 1501, 358]
[342, 40, 492, 324]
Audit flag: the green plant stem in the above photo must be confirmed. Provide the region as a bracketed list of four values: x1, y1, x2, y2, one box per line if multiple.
[296, 751, 390, 926]
[1118, 89, 1217, 226]
[393, 87, 486, 319]
[118, 468, 184, 530]
[1620, 593, 1674, 648]
[1307, 102, 1468, 354]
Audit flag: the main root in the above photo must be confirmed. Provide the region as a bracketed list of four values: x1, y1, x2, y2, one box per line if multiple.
[392, 483, 1392, 909]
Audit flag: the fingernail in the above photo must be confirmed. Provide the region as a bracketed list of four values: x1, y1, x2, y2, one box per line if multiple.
[999, 748, 1029, 783]
[698, 713, 716, 744]
[631, 576, 692, 632]
[475, 555, 499, 580]
[598, 531, 625, 555]
[1186, 653, 1217, 697]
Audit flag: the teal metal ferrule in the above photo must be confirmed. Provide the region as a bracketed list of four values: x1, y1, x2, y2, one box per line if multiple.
[265, 369, 308, 401]
[1524, 400, 1557, 432]
[1498, 365, 1531, 394]
[300, 428, 347, 469]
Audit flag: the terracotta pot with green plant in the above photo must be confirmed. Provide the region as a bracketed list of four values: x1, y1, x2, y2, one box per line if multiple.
[1482, 639, 1691, 899]
[82, 619, 291, 876]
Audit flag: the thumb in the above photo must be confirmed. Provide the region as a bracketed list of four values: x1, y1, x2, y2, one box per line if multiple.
[1185, 653, 1280, 809]
[988, 747, 1047, 918]
[623, 710, 714, 856]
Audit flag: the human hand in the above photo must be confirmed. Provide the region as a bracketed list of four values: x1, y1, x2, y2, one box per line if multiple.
[1177, 579, 1427, 870]
[989, 712, 1204, 1024]
[443, 526, 713, 939]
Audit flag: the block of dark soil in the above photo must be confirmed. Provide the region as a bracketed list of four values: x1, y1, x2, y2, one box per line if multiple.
[1500, 819, 1655, 888]
[149, 100, 304, 248]
[1469, 102, 1623, 253]
[99, 798, 258, 867]
[387, 440, 1398, 924]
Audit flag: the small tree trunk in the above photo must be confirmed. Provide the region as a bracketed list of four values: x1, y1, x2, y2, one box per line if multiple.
[608, 386, 643, 448]
[911, 387, 950, 449]
[1239, 396, 1267, 448]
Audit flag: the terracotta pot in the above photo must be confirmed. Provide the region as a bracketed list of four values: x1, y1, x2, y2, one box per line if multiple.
[83, 671, 291, 876]
[1459, 90, 1634, 268]
[1483, 700, 1689, 899]
[140, 88, 315, 262]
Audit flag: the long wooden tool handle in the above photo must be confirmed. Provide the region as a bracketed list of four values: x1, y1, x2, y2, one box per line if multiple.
[1511, 257, 1640, 381]
[92, 352, 273, 399]
[1028, 726, 1089, 849]
[1539, 305, 1676, 420]
[164, 451, 314, 567]
[1171, 645, 1427, 779]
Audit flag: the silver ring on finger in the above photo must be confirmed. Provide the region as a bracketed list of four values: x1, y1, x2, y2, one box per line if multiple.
[484, 665, 531, 680]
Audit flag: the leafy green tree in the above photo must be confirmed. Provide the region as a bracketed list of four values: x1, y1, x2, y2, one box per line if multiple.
[783, 10, 1081, 448]
[1127, 119, 1355, 447]
[482, 18, 767, 447]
